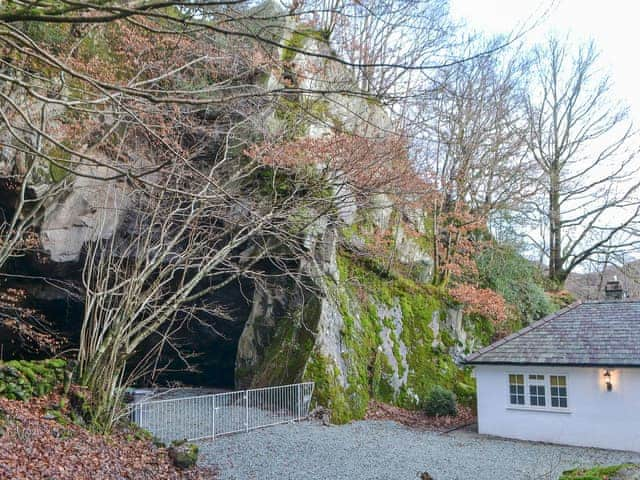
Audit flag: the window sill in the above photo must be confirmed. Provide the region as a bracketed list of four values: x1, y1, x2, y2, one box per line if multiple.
[506, 406, 572, 414]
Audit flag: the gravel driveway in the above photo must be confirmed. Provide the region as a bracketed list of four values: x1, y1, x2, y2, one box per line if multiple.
[198, 420, 640, 480]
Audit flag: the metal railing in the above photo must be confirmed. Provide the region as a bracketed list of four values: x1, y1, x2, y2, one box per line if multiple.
[129, 382, 314, 443]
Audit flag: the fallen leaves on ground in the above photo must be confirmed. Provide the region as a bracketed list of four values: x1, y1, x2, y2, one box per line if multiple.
[365, 401, 476, 431]
[0, 394, 216, 480]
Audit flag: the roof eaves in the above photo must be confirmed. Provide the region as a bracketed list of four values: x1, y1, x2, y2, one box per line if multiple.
[465, 360, 640, 368]
[464, 300, 584, 364]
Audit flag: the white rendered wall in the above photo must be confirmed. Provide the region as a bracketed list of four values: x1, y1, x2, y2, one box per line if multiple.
[474, 365, 640, 452]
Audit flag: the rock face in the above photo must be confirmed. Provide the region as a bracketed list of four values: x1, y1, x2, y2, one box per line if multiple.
[234, 197, 479, 422]
[40, 160, 131, 263]
[0, 13, 483, 422]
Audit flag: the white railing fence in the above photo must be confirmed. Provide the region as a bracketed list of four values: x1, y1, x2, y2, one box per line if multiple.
[129, 382, 314, 443]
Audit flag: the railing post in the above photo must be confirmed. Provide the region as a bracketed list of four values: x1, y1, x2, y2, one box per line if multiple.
[212, 394, 216, 440]
[297, 383, 302, 421]
[245, 390, 249, 432]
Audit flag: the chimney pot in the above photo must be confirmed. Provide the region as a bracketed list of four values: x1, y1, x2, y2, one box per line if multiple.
[605, 279, 625, 300]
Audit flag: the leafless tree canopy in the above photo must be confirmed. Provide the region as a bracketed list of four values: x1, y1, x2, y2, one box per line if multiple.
[524, 37, 640, 283]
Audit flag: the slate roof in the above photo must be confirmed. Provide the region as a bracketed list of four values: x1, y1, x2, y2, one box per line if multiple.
[466, 300, 640, 366]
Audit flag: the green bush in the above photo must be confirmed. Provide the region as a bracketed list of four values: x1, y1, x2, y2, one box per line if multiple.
[0, 359, 67, 401]
[424, 386, 457, 417]
[477, 244, 554, 324]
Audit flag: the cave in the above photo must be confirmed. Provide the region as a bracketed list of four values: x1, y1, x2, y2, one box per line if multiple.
[0, 253, 255, 390]
[134, 278, 255, 390]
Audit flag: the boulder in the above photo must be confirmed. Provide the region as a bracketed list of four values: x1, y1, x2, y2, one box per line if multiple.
[168, 441, 199, 470]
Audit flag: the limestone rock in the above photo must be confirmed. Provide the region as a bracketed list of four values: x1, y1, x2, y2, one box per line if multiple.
[40, 158, 131, 264]
[376, 301, 409, 394]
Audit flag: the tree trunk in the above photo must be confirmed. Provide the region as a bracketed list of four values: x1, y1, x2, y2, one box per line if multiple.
[548, 166, 563, 284]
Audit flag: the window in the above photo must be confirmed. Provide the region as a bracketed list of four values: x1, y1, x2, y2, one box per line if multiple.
[509, 374, 525, 405]
[507, 373, 568, 410]
[550, 375, 568, 408]
[528, 374, 546, 406]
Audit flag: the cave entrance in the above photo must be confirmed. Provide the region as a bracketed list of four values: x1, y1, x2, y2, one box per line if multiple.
[146, 280, 253, 390]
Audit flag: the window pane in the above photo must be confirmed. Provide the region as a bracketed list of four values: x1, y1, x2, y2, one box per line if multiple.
[509, 374, 525, 405]
[550, 375, 568, 408]
[529, 381, 545, 407]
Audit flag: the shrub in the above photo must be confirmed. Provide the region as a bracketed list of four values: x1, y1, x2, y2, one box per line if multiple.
[476, 245, 553, 324]
[424, 386, 457, 417]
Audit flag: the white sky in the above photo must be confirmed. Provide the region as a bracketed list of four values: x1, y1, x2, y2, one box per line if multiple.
[450, 0, 640, 266]
[450, 0, 640, 122]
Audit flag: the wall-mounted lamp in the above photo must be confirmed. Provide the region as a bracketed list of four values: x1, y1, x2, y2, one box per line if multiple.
[604, 369, 613, 392]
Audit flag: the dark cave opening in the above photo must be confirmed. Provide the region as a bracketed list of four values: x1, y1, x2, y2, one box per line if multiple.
[0, 266, 254, 391]
[141, 278, 255, 390]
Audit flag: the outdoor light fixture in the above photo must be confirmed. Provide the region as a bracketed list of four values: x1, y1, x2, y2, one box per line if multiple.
[604, 369, 613, 392]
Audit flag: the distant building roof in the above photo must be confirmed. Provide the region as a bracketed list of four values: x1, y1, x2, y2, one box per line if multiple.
[466, 300, 640, 367]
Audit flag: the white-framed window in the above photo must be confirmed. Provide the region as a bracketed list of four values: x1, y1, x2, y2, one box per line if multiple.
[508, 374, 525, 405]
[528, 374, 546, 407]
[507, 373, 568, 410]
[550, 375, 568, 408]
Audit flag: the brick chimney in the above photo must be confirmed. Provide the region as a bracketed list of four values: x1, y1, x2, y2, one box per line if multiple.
[604, 276, 626, 300]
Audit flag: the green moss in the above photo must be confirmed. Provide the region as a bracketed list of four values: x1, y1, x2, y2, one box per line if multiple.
[274, 96, 332, 139]
[0, 359, 67, 401]
[19, 22, 70, 50]
[256, 166, 296, 197]
[468, 313, 495, 348]
[274, 97, 309, 138]
[46, 144, 73, 182]
[303, 352, 353, 424]
[370, 350, 395, 403]
[559, 464, 634, 480]
[308, 251, 476, 422]
[282, 28, 328, 62]
[243, 294, 321, 388]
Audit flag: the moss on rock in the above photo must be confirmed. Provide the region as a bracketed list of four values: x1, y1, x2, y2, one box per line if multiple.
[168, 441, 199, 470]
[303, 252, 475, 423]
[0, 359, 67, 401]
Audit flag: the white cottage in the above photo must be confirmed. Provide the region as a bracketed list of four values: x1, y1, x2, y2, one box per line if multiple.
[466, 288, 640, 452]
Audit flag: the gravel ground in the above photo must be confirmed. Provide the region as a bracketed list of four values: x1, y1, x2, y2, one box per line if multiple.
[198, 420, 640, 480]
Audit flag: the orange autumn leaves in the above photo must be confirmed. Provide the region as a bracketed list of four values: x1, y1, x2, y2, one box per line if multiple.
[245, 133, 427, 196]
[248, 133, 508, 325]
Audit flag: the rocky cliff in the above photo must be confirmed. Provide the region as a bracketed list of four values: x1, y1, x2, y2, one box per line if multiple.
[233, 195, 480, 422]
[0, 7, 548, 423]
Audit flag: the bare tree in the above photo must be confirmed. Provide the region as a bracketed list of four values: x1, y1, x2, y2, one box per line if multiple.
[524, 37, 640, 284]
[413, 41, 536, 285]
[77, 133, 332, 429]
[318, 0, 453, 96]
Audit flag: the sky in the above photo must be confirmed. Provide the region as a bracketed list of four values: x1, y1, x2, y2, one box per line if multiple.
[450, 0, 640, 267]
[450, 0, 640, 122]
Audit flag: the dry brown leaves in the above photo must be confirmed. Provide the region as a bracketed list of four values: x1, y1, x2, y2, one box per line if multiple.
[0, 394, 216, 480]
[365, 401, 476, 432]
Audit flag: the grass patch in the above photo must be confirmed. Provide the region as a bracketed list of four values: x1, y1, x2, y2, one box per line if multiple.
[559, 464, 635, 480]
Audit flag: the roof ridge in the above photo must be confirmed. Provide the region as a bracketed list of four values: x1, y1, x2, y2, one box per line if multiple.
[582, 298, 640, 304]
[465, 300, 584, 364]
